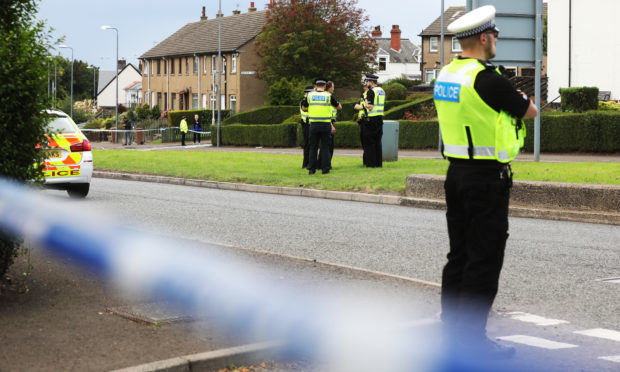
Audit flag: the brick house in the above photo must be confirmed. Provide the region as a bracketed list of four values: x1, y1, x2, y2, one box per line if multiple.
[139, 3, 267, 114]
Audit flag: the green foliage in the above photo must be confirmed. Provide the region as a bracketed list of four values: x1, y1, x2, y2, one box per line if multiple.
[151, 105, 161, 120]
[383, 83, 407, 100]
[0, 0, 55, 276]
[267, 78, 306, 106]
[135, 104, 152, 121]
[283, 114, 301, 123]
[599, 101, 620, 111]
[223, 106, 299, 125]
[211, 123, 298, 147]
[256, 0, 377, 88]
[84, 118, 104, 129]
[398, 120, 439, 148]
[168, 109, 231, 127]
[383, 78, 421, 88]
[559, 87, 599, 112]
[384, 97, 436, 120]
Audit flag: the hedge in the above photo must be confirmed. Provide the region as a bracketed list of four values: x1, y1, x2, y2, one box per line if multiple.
[168, 109, 231, 127]
[559, 87, 599, 112]
[384, 97, 436, 120]
[211, 123, 297, 147]
[222, 105, 298, 125]
[398, 120, 441, 149]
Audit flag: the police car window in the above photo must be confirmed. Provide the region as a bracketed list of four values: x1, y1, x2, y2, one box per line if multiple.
[48, 117, 77, 134]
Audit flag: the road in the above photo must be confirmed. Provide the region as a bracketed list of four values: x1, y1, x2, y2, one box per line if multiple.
[49, 178, 620, 370]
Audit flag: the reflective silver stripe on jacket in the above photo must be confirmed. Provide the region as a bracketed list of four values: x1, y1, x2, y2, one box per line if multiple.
[443, 144, 506, 159]
[309, 117, 332, 121]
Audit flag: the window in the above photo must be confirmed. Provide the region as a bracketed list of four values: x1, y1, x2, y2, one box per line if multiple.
[150, 60, 154, 76]
[151, 92, 155, 106]
[170, 58, 175, 74]
[451, 37, 462, 52]
[144, 92, 149, 105]
[202, 94, 207, 108]
[222, 56, 227, 75]
[185, 58, 189, 74]
[164, 59, 167, 74]
[378, 56, 387, 71]
[157, 92, 162, 108]
[178, 58, 182, 75]
[144, 60, 149, 76]
[171, 93, 176, 110]
[220, 94, 226, 109]
[503, 67, 517, 78]
[231, 54, 237, 73]
[203, 56, 207, 74]
[230, 95, 237, 114]
[425, 68, 440, 83]
[212, 55, 216, 75]
[521, 68, 535, 77]
[157, 59, 161, 75]
[192, 93, 198, 109]
[164, 92, 168, 110]
[430, 37, 438, 53]
[193, 56, 199, 74]
[210, 93, 216, 108]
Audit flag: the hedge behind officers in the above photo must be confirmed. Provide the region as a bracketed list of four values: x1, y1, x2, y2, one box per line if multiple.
[362, 74, 385, 168]
[434, 5, 538, 361]
[301, 78, 341, 174]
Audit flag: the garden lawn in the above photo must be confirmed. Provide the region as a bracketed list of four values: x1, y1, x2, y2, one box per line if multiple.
[93, 150, 620, 195]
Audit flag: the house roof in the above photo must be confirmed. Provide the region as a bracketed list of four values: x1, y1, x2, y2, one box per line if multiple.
[97, 63, 141, 96]
[140, 10, 267, 59]
[419, 6, 466, 36]
[97, 70, 116, 93]
[124, 81, 142, 91]
[376, 38, 420, 63]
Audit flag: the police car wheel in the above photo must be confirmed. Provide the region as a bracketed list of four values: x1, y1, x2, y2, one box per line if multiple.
[67, 183, 90, 199]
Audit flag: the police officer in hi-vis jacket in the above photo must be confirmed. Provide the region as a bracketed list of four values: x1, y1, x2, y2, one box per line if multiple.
[434, 5, 538, 361]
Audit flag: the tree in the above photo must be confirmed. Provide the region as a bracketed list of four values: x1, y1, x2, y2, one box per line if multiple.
[0, 0, 55, 276]
[256, 0, 376, 90]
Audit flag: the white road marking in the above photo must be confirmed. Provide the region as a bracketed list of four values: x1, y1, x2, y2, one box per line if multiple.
[574, 328, 620, 342]
[599, 355, 620, 363]
[505, 312, 569, 326]
[497, 335, 578, 349]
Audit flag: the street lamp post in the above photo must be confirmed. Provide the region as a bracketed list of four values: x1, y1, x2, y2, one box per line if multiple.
[217, 0, 222, 147]
[59, 45, 73, 118]
[101, 25, 119, 142]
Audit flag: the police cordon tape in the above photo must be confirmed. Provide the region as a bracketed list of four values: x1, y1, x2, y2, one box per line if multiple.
[81, 127, 211, 134]
[0, 178, 441, 371]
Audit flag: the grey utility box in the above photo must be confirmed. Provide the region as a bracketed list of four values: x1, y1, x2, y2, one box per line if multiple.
[382, 120, 399, 162]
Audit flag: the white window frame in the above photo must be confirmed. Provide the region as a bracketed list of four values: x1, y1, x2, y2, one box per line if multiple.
[231, 54, 237, 73]
[230, 94, 237, 113]
[192, 93, 198, 109]
[193, 56, 199, 74]
[378, 56, 388, 71]
[203, 56, 207, 74]
[425, 68, 440, 83]
[220, 94, 226, 109]
[150, 59, 154, 76]
[451, 37, 462, 52]
[211, 55, 216, 75]
[430, 37, 438, 53]
[144, 60, 149, 76]
[210, 93, 216, 109]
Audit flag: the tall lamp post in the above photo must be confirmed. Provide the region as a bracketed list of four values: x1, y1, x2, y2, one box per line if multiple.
[59, 45, 73, 119]
[101, 25, 119, 142]
[217, 0, 222, 147]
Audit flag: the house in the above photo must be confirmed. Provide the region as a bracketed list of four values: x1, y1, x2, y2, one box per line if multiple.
[548, 0, 618, 101]
[124, 81, 142, 109]
[418, 6, 466, 83]
[138, 3, 267, 114]
[371, 25, 421, 83]
[96, 59, 142, 110]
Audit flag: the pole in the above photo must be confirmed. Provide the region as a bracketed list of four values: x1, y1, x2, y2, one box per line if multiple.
[54, 61, 57, 108]
[115, 29, 119, 142]
[534, 0, 543, 161]
[217, 0, 222, 147]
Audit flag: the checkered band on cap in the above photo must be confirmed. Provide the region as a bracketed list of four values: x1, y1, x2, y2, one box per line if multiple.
[455, 20, 497, 39]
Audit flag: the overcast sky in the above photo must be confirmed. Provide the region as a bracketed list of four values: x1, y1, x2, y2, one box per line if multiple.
[37, 0, 465, 71]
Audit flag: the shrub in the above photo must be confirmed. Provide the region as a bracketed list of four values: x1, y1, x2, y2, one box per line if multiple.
[135, 104, 152, 120]
[384, 97, 436, 120]
[383, 82, 407, 100]
[559, 87, 599, 112]
[83, 118, 105, 129]
[383, 78, 421, 89]
[399, 120, 440, 149]
[223, 106, 299, 125]
[599, 101, 620, 111]
[212, 123, 297, 147]
[151, 105, 161, 120]
[283, 114, 301, 123]
[267, 78, 306, 106]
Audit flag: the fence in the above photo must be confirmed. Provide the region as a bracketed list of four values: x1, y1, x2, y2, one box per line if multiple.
[81, 128, 211, 145]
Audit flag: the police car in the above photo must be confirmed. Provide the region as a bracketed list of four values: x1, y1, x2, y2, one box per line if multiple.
[39, 109, 93, 198]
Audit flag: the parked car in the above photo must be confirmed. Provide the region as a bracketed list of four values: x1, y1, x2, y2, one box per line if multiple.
[39, 109, 93, 198]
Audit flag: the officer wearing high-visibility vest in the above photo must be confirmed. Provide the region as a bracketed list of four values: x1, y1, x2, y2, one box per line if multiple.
[434, 5, 538, 361]
[354, 85, 369, 166]
[362, 74, 385, 168]
[300, 85, 314, 169]
[179, 116, 188, 146]
[301, 78, 341, 174]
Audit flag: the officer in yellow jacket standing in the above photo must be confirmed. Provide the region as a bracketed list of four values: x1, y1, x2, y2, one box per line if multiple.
[362, 74, 385, 168]
[434, 5, 538, 361]
[179, 115, 188, 146]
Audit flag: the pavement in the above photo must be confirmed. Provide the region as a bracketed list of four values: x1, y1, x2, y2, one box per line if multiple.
[1, 140, 618, 372]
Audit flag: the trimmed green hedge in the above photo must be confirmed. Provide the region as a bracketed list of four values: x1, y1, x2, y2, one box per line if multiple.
[222, 105, 298, 125]
[211, 123, 297, 147]
[384, 97, 436, 120]
[399, 120, 440, 149]
[559, 87, 599, 112]
[168, 109, 231, 127]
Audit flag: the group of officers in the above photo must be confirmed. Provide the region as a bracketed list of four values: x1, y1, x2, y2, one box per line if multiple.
[299, 74, 385, 174]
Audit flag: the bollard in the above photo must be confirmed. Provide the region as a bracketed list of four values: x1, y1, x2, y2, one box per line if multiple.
[136, 128, 143, 145]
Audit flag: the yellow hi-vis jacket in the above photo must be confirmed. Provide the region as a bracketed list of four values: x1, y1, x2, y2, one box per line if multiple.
[179, 119, 188, 133]
[433, 58, 526, 163]
[300, 103, 309, 123]
[307, 91, 333, 123]
[367, 87, 385, 117]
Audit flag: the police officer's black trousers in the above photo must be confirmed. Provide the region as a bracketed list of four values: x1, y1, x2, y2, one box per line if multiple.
[301, 121, 310, 168]
[308, 122, 331, 172]
[362, 117, 383, 167]
[440, 160, 511, 340]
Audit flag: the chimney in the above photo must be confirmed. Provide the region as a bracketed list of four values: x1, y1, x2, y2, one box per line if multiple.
[117, 58, 126, 71]
[200, 6, 208, 21]
[371, 25, 382, 38]
[233, 9, 241, 15]
[390, 25, 401, 51]
[248, 2, 257, 12]
[216, 10, 223, 18]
